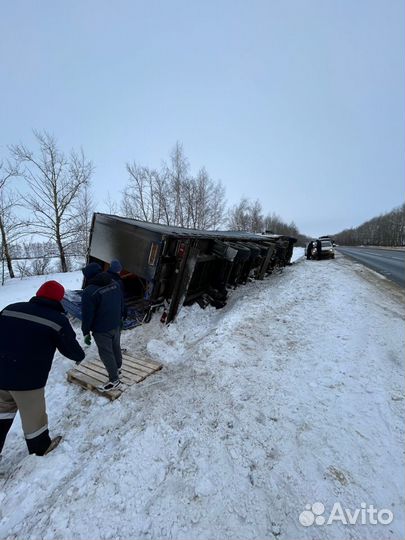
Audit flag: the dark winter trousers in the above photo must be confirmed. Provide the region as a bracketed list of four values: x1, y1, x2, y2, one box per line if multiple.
[0, 387, 52, 456]
[93, 327, 122, 382]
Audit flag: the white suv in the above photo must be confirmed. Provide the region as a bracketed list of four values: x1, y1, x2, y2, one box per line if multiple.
[320, 240, 335, 259]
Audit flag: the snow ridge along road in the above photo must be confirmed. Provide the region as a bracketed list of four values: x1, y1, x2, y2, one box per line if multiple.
[0, 250, 404, 540]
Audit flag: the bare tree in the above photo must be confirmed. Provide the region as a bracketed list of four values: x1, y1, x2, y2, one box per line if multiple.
[121, 143, 226, 229]
[0, 160, 26, 279]
[30, 256, 51, 276]
[104, 191, 119, 214]
[15, 259, 31, 279]
[209, 180, 226, 230]
[72, 182, 94, 259]
[122, 163, 162, 222]
[249, 199, 264, 233]
[168, 142, 190, 227]
[186, 167, 226, 229]
[153, 168, 172, 225]
[11, 131, 93, 272]
[264, 212, 299, 237]
[228, 197, 263, 232]
[228, 197, 250, 231]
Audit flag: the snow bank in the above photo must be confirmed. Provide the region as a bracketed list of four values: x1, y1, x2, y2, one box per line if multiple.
[0, 270, 83, 311]
[0, 249, 403, 540]
[290, 246, 304, 262]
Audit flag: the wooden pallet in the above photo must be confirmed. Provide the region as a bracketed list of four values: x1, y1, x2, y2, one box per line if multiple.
[67, 352, 163, 400]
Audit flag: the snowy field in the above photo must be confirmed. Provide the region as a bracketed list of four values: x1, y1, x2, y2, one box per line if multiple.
[0, 248, 404, 540]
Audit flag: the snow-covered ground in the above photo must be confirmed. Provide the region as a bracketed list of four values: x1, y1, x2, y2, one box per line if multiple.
[0, 248, 404, 540]
[0, 269, 83, 310]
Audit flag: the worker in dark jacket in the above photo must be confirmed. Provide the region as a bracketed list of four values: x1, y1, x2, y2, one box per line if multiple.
[316, 239, 322, 260]
[107, 259, 127, 319]
[107, 259, 124, 293]
[81, 262, 125, 392]
[0, 281, 85, 458]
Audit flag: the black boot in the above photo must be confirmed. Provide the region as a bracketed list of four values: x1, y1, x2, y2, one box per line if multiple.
[25, 429, 52, 456]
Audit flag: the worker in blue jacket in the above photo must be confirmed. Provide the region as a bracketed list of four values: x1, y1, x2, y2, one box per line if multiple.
[81, 262, 125, 392]
[107, 259, 124, 293]
[107, 259, 127, 319]
[0, 281, 85, 458]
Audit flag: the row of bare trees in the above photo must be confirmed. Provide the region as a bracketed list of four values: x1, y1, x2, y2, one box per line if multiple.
[8, 240, 61, 259]
[120, 144, 303, 238]
[333, 204, 405, 246]
[121, 143, 226, 230]
[228, 197, 300, 237]
[1, 131, 94, 279]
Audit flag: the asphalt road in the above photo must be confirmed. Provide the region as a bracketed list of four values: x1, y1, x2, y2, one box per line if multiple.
[336, 246, 405, 287]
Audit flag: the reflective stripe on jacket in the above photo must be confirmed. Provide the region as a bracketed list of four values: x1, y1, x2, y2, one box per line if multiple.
[0, 297, 85, 390]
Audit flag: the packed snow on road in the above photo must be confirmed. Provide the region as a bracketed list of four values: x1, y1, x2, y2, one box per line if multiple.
[0, 248, 404, 540]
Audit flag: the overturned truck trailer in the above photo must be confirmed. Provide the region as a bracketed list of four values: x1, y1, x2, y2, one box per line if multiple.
[85, 213, 297, 324]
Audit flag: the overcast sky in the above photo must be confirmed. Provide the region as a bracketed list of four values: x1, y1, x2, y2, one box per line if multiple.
[1, 0, 403, 237]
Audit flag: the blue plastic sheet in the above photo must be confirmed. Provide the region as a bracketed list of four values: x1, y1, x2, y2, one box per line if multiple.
[61, 290, 142, 330]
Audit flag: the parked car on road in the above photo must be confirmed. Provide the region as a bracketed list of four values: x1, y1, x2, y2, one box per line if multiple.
[305, 239, 335, 260]
[319, 240, 335, 259]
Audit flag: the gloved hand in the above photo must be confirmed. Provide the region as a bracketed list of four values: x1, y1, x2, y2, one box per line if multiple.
[120, 319, 124, 331]
[84, 334, 91, 346]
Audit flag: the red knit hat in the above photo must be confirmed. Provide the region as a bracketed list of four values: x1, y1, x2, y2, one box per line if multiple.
[36, 280, 65, 302]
